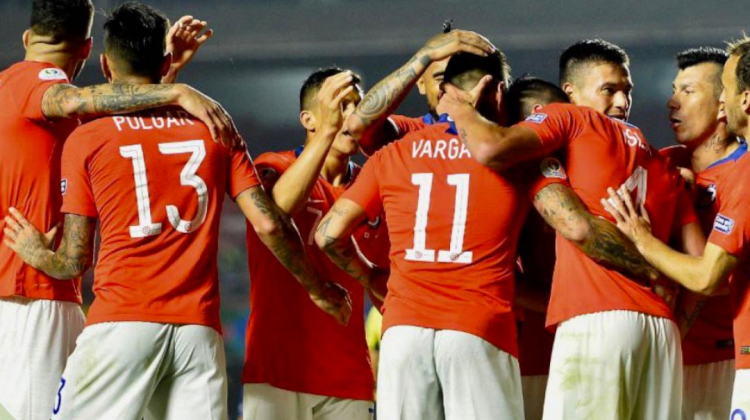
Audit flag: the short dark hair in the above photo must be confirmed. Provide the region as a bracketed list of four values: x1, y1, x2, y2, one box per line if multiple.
[443, 51, 511, 91]
[727, 35, 750, 93]
[559, 39, 629, 85]
[30, 0, 94, 42]
[299, 67, 361, 112]
[104, 2, 169, 80]
[505, 75, 569, 124]
[676, 47, 727, 98]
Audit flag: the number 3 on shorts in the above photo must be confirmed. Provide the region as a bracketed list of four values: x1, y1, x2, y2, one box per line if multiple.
[53, 377, 66, 415]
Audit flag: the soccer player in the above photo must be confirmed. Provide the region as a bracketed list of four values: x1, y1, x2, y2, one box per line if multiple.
[241, 68, 386, 420]
[559, 39, 633, 121]
[660, 47, 737, 420]
[348, 25, 494, 155]
[3, 3, 349, 419]
[602, 36, 750, 419]
[442, 66, 702, 419]
[315, 50, 666, 420]
[0, 1, 238, 419]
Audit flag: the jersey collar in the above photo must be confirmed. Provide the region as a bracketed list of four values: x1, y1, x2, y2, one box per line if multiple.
[422, 112, 459, 135]
[294, 145, 355, 184]
[706, 138, 747, 170]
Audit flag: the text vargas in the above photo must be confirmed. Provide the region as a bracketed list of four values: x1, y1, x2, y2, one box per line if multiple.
[412, 138, 472, 160]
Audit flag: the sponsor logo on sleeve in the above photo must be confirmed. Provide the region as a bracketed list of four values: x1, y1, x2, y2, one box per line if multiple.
[540, 157, 567, 179]
[60, 179, 67, 195]
[713, 214, 735, 234]
[525, 113, 548, 124]
[38, 68, 68, 81]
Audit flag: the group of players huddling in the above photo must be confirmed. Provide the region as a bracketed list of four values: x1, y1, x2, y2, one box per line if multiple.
[2, 1, 750, 420]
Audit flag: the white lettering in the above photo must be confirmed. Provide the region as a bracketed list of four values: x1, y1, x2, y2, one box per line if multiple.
[113, 116, 126, 131]
[434, 140, 447, 160]
[165, 111, 180, 128]
[126, 116, 140, 130]
[412, 139, 425, 158]
[138, 116, 153, 130]
[176, 111, 195, 126]
[152, 115, 165, 129]
[412, 138, 473, 160]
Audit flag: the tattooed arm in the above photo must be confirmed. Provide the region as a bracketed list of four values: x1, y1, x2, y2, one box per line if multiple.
[42, 83, 239, 147]
[3, 209, 95, 279]
[533, 183, 661, 283]
[313, 198, 387, 300]
[236, 186, 352, 325]
[345, 30, 495, 151]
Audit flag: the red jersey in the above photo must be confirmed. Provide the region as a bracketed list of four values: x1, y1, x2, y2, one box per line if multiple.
[361, 113, 430, 156]
[517, 104, 698, 328]
[516, 212, 556, 376]
[660, 145, 737, 366]
[342, 121, 565, 357]
[0, 61, 80, 303]
[243, 149, 389, 401]
[702, 142, 750, 369]
[61, 107, 259, 332]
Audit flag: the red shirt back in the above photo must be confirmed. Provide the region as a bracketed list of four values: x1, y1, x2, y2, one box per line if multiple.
[61, 108, 259, 332]
[243, 150, 389, 401]
[517, 104, 697, 328]
[0, 61, 80, 303]
[660, 145, 737, 366]
[343, 122, 564, 357]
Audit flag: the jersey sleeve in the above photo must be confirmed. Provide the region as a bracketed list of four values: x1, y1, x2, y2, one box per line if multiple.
[17, 65, 70, 122]
[60, 128, 97, 217]
[707, 166, 750, 257]
[340, 152, 384, 219]
[515, 104, 579, 155]
[253, 152, 293, 191]
[228, 145, 261, 199]
[674, 187, 699, 228]
[519, 155, 570, 201]
[388, 115, 427, 138]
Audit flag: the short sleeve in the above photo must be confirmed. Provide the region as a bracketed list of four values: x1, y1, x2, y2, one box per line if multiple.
[252, 152, 293, 191]
[388, 115, 427, 138]
[707, 165, 750, 257]
[18, 65, 70, 122]
[519, 155, 570, 201]
[341, 152, 384, 219]
[60, 129, 97, 217]
[515, 104, 578, 155]
[228, 145, 261, 199]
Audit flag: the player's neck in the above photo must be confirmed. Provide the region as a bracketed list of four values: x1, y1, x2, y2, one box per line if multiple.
[24, 48, 78, 81]
[110, 74, 159, 85]
[690, 128, 738, 173]
[321, 153, 351, 187]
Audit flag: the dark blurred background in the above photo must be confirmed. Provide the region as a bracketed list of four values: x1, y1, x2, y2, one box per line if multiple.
[0, 0, 745, 417]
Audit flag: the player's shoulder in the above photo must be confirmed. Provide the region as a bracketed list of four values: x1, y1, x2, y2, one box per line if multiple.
[1, 61, 68, 83]
[254, 149, 296, 184]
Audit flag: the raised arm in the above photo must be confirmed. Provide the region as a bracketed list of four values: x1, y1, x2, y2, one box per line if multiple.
[162, 15, 214, 84]
[4, 209, 96, 280]
[271, 72, 356, 216]
[42, 83, 239, 147]
[345, 30, 495, 150]
[236, 186, 352, 325]
[314, 198, 387, 301]
[533, 183, 661, 283]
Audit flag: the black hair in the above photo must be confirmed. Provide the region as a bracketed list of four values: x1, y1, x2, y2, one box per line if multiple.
[505, 75, 569, 124]
[299, 67, 361, 111]
[676, 47, 728, 70]
[443, 51, 511, 91]
[103, 2, 169, 80]
[559, 39, 629, 85]
[30, 0, 94, 41]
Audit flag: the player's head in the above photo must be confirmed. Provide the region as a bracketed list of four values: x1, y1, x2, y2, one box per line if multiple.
[299, 67, 364, 157]
[417, 20, 455, 116]
[667, 47, 728, 146]
[504, 75, 569, 124]
[723, 36, 750, 138]
[101, 2, 171, 84]
[559, 39, 632, 120]
[442, 50, 511, 124]
[24, 0, 95, 81]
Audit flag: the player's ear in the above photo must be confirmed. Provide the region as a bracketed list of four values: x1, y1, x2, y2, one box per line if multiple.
[22, 29, 30, 50]
[300, 110, 316, 132]
[81, 37, 93, 60]
[417, 76, 427, 95]
[100, 54, 113, 82]
[532, 103, 544, 113]
[740, 89, 750, 116]
[562, 82, 576, 101]
[160, 52, 173, 78]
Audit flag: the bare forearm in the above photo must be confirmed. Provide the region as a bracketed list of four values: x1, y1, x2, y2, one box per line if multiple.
[42, 83, 182, 119]
[636, 234, 715, 293]
[320, 238, 373, 288]
[30, 249, 90, 280]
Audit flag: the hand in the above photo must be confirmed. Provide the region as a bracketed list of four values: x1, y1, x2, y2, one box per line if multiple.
[315, 71, 356, 137]
[436, 75, 493, 115]
[678, 167, 695, 187]
[368, 267, 389, 302]
[309, 281, 353, 326]
[175, 84, 241, 148]
[163, 16, 214, 83]
[418, 30, 496, 62]
[600, 186, 652, 244]
[3, 207, 56, 267]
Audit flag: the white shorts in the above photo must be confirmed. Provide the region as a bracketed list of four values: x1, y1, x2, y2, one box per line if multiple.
[729, 368, 750, 420]
[683, 359, 734, 420]
[52, 321, 227, 420]
[543, 310, 682, 420]
[378, 326, 524, 420]
[242, 383, 373, 420]
[0, 296, 84, 420]
[522, 375, 548, 420]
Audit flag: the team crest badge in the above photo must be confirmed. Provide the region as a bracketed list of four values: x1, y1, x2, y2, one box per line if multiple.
[714, 214, 735, 234]
[60, 179, 68, 195]
[525, 113, 548, 124]
[38, 68, 68, 81]
[540, 157, 567, 179]
[697, 184, 717, 209]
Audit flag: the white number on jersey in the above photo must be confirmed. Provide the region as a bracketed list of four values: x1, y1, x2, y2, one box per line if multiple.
[621, 165, 648, 208]
[120, 140, 208, 238]
[405, 173, 473, 264]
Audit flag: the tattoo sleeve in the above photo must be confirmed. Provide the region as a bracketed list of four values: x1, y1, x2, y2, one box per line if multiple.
[42, 83, 179, 120]
[316, 206, 373, 287]
[533, 183, 660, 283]
[34, 214, 96, 279]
